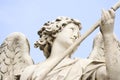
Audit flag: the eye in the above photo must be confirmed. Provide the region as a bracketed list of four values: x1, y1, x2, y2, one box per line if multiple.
[62, 23, 67, 26]
[70, 27, 74, 31]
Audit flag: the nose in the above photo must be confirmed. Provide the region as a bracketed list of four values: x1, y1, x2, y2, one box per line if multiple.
[73, 33, 79, 40]
[73, 35, 77, 39]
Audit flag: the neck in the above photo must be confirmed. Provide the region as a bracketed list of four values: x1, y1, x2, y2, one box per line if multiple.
[49, 40, 71, 59]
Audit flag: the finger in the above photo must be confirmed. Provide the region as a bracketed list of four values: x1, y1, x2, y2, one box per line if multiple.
[103, 9, 110, 21]
[101, 9, 105, 24]
[109, 9, 115, 18]
[105, 10, 111, 19]
[101, 9, 108, 24]
[102, 9, 106, 17]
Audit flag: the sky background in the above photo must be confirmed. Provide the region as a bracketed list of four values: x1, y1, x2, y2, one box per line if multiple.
[0, 0, 120, 63]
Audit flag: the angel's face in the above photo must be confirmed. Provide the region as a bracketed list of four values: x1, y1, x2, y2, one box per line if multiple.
[55, 23, 80, 48]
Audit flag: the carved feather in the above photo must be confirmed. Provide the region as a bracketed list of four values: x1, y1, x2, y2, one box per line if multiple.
[0, 32, 33, 80]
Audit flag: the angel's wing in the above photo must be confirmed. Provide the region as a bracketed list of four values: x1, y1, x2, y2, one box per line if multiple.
[0, 32, 33, 80]
[88, 33, 120, 61]
[88, 33, 105, 61]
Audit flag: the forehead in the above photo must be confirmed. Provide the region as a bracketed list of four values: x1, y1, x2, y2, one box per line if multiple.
[64, 23, 80, 29]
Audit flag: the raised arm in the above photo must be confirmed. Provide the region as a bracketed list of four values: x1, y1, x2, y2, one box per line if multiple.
[100, 9, 120, 80]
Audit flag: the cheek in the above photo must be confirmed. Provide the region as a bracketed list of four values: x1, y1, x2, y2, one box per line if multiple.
[59, 31, 72, 39]
[63, 36, 72, 44]
[57, 33, 74, 47]
[58, 34, 71, 42]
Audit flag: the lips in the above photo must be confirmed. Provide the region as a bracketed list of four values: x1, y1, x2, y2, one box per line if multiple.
[70, 37, 76, 42]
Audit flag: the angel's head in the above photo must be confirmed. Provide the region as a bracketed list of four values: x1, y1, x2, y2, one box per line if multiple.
[34, 16, 82, 58]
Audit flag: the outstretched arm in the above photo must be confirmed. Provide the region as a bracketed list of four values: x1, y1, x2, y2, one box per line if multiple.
[100, 9, 120, 80]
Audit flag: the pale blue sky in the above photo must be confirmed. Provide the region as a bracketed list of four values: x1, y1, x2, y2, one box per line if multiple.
[0, 0, 120, 63]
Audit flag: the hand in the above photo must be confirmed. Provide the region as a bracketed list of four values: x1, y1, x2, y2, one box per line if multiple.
[100, 9, 115, 36]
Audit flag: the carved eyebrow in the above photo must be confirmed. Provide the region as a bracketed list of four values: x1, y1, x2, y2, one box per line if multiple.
[62, 23, 67, 26]
[69, 27, 74, 30]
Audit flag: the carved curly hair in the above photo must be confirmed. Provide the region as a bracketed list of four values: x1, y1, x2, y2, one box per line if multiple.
[34, 16, 82, 58]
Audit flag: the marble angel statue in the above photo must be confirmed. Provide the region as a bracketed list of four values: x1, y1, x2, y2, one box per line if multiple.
[0, 9, 120, 80]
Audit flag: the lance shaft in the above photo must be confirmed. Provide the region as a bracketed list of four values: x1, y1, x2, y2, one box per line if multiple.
[61, 0, 120, 61]
[38, 1, 120, 80]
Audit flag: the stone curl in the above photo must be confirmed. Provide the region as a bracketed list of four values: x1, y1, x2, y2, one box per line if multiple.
[34, 16, 82, 58]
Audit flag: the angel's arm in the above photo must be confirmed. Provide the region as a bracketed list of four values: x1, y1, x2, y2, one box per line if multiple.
[100, 9, 120, 80]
